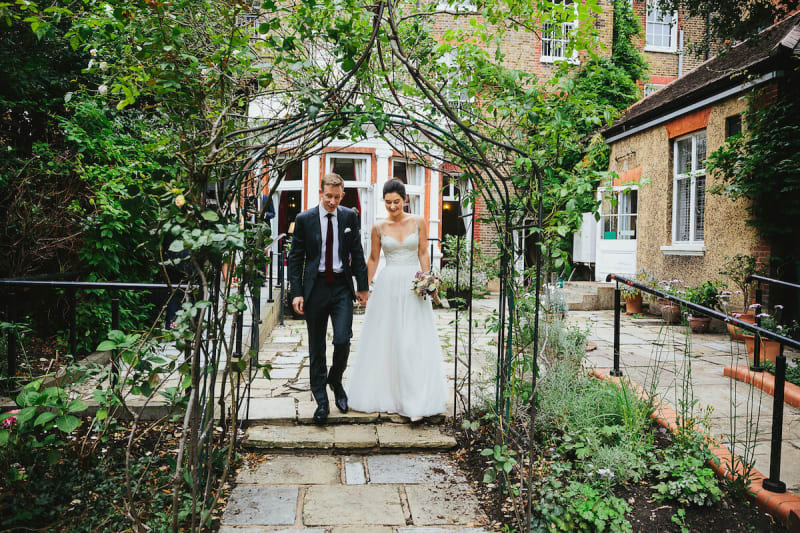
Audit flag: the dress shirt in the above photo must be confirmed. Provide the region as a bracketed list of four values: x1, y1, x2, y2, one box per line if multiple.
[318, 207, 343, 273]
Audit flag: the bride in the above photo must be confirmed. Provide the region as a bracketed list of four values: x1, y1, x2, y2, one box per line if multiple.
[345, 179, 448, 421]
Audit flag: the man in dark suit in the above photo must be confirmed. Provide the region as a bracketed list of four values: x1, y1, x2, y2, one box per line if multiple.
[287, 173, 369, 423]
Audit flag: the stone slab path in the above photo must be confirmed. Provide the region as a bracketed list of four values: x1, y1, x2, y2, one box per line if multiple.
[570, 310, 800, 493]
[221, 298, 498, 531]
[220, 454, 488, 532]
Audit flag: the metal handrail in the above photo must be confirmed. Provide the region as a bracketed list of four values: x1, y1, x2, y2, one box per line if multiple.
[1, 279, 195, 380]
[606, 274, 800, 351]
[607, 272, 795, 495]
[747, 274, 800, 292]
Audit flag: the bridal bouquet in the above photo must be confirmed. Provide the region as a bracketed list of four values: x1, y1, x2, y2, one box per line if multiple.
[412, 271, 441, 304]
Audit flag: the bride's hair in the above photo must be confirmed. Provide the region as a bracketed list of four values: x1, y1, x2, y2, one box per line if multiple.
[383, 178, 406, 198]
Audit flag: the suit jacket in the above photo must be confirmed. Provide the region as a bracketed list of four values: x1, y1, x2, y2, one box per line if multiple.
[287, 206, 369, 302]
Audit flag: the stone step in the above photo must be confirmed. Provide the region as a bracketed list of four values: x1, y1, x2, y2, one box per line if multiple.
[243, 423, 458, 452]
[243, 397, 450, 426]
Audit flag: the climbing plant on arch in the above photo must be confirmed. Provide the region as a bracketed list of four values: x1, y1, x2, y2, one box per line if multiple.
[9, 0, 623, 529]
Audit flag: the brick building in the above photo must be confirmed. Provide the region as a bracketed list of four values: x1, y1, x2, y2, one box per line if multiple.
[594, 13, 800, 302]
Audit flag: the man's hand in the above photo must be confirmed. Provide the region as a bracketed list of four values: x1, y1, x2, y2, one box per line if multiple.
[356, 291, 369, 306]
[292, 296, 304, 315]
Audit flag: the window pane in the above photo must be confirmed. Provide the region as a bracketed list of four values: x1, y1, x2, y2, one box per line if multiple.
[694, 176, 705, 240]
[676, 178, 691, 241]
[695, 133, 706, 169]
[677, 138, 692, 174]
[393, 161, 407, 183]
[285, 160, 302, 181]
[726, 115, 742, 138]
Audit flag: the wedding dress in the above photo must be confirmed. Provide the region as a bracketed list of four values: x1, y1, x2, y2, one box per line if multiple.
[345, 220, 448, 418]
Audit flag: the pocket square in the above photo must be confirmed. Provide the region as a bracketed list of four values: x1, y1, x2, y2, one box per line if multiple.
[344, 227, 352, 234]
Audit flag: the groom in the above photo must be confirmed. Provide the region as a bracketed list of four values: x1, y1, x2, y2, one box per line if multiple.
[287, 173, 369, 424]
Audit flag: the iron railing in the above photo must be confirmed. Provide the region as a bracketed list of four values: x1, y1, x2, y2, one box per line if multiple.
[606, 273, 800, 494]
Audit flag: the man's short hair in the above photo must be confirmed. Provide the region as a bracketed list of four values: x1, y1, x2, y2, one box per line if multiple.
[320, 173, 344, 190]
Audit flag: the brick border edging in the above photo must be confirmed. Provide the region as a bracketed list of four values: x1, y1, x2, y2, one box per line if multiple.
[590, 367, 800, 530]
[724, 365, 800, 409]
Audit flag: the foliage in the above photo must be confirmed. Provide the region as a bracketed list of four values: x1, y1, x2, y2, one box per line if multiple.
[651, 436, 723, 507]
[540, 284, 568, 316]
[611, 0, 648, 84]
[717, 254, 765, 310]
[684, 280, 726, 311]
[480, 444, 518, 483]
[620, 268, 655, 299]
[706, 92, 800, 264]
[530, 471, 632, 532]
[762, 358, 800, 388]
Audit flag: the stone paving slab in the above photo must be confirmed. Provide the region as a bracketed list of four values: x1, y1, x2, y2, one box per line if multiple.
[237, 455, 341, 485]
[331, 527, 393, 533]
[376, 424, 457, 450]
[367, 454, 465, 484]
[398, 529, 489, 533]
[404, 484, 483, 526]
[303, 486, 405, 526]
[298, 401, 380, 424]
[222, 486, 299, 526]
[345, 456, 367, 485]
[220, 529, 324, 533]
[246, 397, 297, 423]
[245, 425, 334, 449]
[334, 424, 378, 449]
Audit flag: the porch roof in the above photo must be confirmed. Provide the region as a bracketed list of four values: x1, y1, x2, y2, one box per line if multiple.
[603, 11, 800, 142]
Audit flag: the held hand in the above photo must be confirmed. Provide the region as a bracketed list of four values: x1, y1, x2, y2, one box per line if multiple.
[292, 296, 304, 315]
[356, 290, 369, 306]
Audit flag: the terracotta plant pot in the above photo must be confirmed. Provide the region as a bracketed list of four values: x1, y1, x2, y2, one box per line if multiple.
[624, 293, 642, 315]
[661, 302, 681, 324]
[727, 312, 756, 342]
[743, 335, 782, 365]
[688, 316, 711, 334]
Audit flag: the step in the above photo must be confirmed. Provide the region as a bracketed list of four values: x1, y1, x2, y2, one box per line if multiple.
[243, 423, 458, 452]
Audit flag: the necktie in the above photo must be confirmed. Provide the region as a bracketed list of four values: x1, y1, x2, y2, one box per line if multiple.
[325, 213, 334, 284]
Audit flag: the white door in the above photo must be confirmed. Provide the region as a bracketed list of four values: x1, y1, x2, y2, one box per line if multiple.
[595, 186, 638, 281]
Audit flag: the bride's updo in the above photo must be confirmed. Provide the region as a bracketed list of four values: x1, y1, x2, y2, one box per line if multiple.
[383, 178, 406, 198]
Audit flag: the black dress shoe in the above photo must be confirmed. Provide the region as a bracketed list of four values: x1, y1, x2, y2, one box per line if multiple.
[330, 384, 348, 413]
[313, 402, 329, 424]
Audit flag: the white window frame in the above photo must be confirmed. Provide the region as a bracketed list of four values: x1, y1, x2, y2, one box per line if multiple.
[666, 131, 706, 254]
[644, 83, 665, 97]
[645, 0, 678, 53]
[540, 0, 579, 64]
[598, 186, 638, 241]
[393, 159, 425, 216]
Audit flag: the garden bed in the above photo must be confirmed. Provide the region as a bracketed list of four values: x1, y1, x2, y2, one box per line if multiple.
[456, 415, 785, 532]
[0, 417, 238, 531]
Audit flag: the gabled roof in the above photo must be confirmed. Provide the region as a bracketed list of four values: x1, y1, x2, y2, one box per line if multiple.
[603, 12, 800, 141]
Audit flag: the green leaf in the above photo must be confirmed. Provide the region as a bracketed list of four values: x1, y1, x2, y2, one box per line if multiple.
[34, 411, 57, 427]
[47, 449, 61, 465]
[97, 340, 116, 351]
[0, 430, 8, 446]
[168, 239, 185, 252]
[201, 210, 219, 222]
[55, 414, 81, 434]
[96, 408, 108, 421]
[67, 399, 89, 413]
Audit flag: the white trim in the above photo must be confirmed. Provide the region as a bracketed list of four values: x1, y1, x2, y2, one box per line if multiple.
[604, 71, 782, 144]
[660, 244, 705, 256]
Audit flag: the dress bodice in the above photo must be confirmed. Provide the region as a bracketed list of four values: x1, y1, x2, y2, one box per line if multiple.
[381, 229, 420, 266]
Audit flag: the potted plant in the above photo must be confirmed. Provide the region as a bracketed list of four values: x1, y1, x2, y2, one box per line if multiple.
[684, 281, 725, 333]
[656, 280, 683, 324]
[619, 269, 655, 315]
[439, 266, 472, 311]
[540, 284, 568, 321]
[718, 254, 764, 314]
[740, 305, 785, 364]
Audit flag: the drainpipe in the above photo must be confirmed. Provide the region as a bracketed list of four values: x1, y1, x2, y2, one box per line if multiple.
[678, 28, 684, 77]
[705, 12, 711, 60]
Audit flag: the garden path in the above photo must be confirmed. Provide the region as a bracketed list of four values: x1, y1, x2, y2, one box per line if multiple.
[219, 296, 499, 532]
[571, 310, 800, 494]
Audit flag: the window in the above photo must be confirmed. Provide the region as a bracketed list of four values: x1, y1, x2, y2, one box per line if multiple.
[726, 114, 742, 138]
[645, 0, 677, 52]
[394, 160, 424, 215]
[599, 189, 638, 240]
[541, 1, 578, 63]
[644, 83, 665, 97]
[672, 131, 706, 243]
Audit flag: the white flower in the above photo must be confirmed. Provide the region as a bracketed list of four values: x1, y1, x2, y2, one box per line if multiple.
[98, 84, 108, 95]
[99, 61, 109, 71]
[90, 48, 98, 57]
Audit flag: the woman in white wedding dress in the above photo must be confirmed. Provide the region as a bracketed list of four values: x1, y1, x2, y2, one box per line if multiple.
[345, 179, 448, 421]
